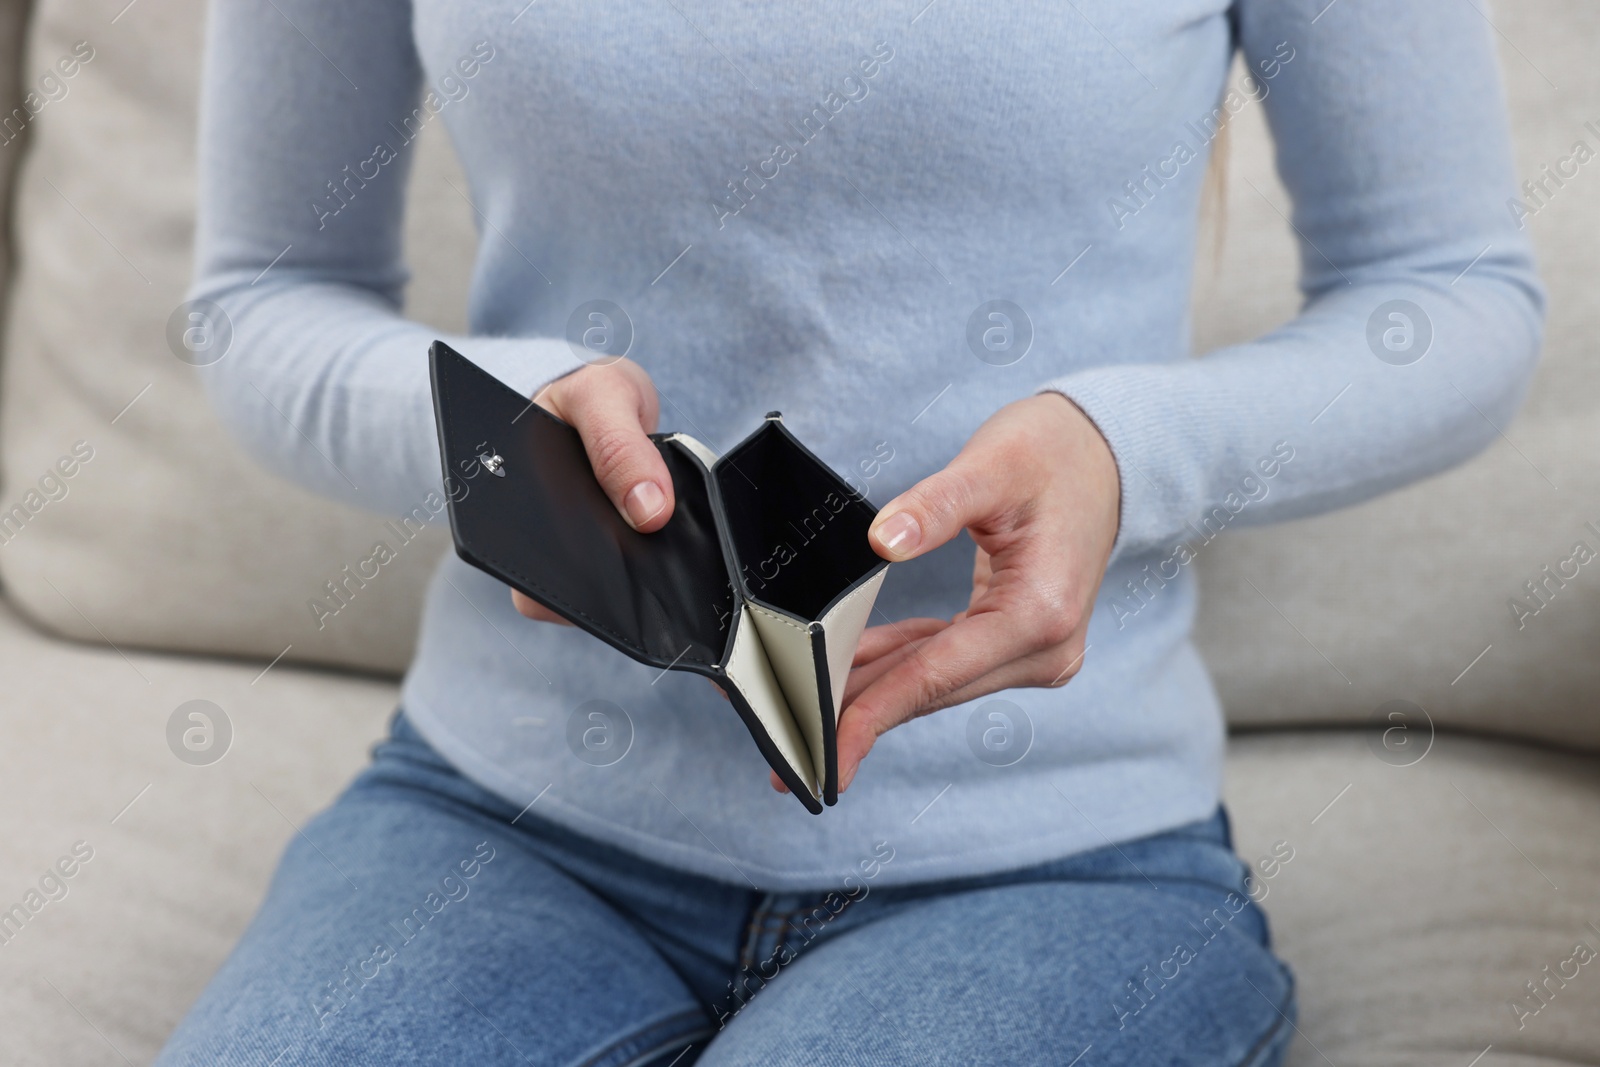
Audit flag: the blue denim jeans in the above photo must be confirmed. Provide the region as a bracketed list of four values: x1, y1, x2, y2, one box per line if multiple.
[155, 711, 1296, 1066]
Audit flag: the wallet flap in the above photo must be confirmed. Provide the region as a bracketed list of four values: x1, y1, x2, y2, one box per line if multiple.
[744, 605, 826, 796]
[712, 417, 886, 622]
[723, 604, 822, 811]
[711, 415, 890, 804]
[430, 342, 736, 670]
[816, 568, 888, 728]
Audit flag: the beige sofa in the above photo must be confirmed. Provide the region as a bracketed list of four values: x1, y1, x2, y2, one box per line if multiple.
[1, 1, 1597, 1063]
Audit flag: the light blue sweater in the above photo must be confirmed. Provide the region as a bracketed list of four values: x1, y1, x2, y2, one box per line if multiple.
[192, 0, 1542, 888]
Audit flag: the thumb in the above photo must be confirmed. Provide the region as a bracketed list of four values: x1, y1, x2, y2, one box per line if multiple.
[867, 458, 1004, 562]
[555, 368, 675, 533]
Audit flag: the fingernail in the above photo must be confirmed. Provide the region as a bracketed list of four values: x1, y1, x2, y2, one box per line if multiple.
[873, 511, 921, 557]
[839, 761, 858, 793]
[624, 481, 666, 528]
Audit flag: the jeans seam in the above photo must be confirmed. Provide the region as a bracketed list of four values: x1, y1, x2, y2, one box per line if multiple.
[616, 1028, 717, 1067]
[737, 900, 809, 972]
[769, 900, 815, 963]
[736, 898, 774, 971]
[573, 1008, 711, 1067]
[770, 905, 801, 962]
[1234, 967, 1297, 1067]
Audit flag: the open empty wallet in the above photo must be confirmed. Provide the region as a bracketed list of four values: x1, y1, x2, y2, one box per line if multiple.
[429, 342, 891, 812]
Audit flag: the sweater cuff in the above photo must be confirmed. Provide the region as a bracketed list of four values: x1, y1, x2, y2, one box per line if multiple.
[1037, 362, 1195, 568]
[456, 334, 593, 404]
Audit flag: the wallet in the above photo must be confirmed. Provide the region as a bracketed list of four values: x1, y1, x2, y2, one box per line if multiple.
[429, 342, 890, 813]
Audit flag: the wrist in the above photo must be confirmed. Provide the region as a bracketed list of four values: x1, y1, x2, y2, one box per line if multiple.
[1035, 392, 1120, 521]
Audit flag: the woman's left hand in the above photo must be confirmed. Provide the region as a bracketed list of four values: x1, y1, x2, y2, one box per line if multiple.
[772, 392, 1121, 796]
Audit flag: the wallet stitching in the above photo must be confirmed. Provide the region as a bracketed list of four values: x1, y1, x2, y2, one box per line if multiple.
[438, 355, 720, 670]
[747, 602, 810, 634]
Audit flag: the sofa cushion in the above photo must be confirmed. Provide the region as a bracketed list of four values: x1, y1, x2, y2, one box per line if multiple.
[0, 0, 470, 673]
[1226, 730, 1600, 1067]
[1190, 1, 1600, 751]
[0, 598, 397, 1064]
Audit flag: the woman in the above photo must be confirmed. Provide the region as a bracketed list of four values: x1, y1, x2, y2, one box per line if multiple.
[159, 0, 1542, 1063]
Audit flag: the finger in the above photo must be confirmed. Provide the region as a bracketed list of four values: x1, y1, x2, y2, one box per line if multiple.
[971, 547, 993, 599]
[866, 452, 1016, 563]
[929, 638, 1089, 710]
[770, 769, 789, 793]
[835, 607, 1060, 790]
[511, 589, 574, 625]
[843, 638, 931, 705]
[837, 637, 1086, 792]
[852, 617, 949, 665]
[555, 368, 675, 533]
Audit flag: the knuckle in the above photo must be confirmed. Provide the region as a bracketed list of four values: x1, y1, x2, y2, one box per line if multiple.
[567, 363, 633, 409]
[585, 424, 645, 486]
[914, 658, 964, 709]
[619, 359, 652, 396]
[1020, 587, 1077, 647]
[561, 363, 606, 399]
[904, 471, 970, 529]
[1038, 609, 1077, 647]
[858, 665, 959, 734]
[845, 700, 893, 741]
[1042, 647, 1084, 687]
[865, 706, 899, 741]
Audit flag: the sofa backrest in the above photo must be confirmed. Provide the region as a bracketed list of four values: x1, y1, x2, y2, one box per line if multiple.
[0, 0, 462, 673]
[0, 0, 31, 339]
[0, 0, 1595, 747]
[1190, 8, 1600, 752]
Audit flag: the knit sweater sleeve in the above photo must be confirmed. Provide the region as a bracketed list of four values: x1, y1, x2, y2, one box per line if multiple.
[188, 0, 589, 517]
[1040, 0, 1545, 566]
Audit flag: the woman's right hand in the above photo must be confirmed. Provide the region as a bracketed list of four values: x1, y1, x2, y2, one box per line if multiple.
[509, 358, 674, 624]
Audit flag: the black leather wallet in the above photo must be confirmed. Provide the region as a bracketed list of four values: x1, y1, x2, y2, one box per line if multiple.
[429, 342, 890, 813]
